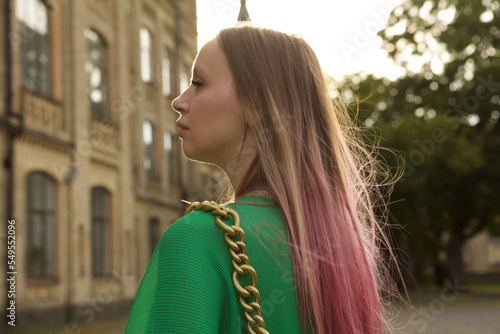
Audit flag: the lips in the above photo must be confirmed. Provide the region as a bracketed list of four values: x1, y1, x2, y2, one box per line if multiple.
[176, 121, 189, 137]
[176, 121, 189, 130]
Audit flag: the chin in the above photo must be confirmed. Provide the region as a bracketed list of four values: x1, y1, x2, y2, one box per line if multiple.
[180, 148, 197, 161]
[181, 146, 209, 165]
[181, 142, 225, 169]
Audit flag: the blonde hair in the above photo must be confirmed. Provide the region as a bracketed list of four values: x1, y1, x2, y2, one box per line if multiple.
[218, 25, 393, 333]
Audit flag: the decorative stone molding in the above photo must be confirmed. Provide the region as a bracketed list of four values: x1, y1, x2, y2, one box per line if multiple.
[90, 150, 120, 171]
[87, 0, 112, 21]
[18, 131, 71, 154]
[155, 0, 175, 15]
[147, 176, 162, 195]
[22, 88, 68, 140]
[90, 117, 119, 150]
[142, 1, 156, 20]
[145, 84, 158, 106]
[25, 284, 62, 303]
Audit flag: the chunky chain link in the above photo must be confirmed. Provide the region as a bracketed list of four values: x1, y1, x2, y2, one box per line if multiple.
[185, 201, 269, 334]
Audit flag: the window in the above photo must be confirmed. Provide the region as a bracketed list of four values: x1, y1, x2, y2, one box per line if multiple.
[179, 65, 190, 93]
[140, 27, 153, 82]
[91, 187, 111, 276]
[85, 29, 108, 118]
[162, 48, 172, 96]
[149, 218, 160, 256]
[143, 120, 155, 175]
[16, 0, 50, 95]
[26, 172, 55, 278]
[164, 131, 176, 184]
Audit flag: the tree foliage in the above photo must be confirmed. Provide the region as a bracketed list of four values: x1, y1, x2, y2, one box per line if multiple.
[347, 0, 500, 286]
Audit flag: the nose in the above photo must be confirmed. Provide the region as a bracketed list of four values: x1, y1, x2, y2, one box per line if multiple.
[172, 90, 189, 115]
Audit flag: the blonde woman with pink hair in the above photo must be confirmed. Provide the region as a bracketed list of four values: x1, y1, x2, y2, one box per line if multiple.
[125, 24, 393, 334]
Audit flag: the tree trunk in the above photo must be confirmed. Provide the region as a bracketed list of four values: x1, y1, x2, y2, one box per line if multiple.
[396, 234, 418, 291]
[445, 229, 467, 288]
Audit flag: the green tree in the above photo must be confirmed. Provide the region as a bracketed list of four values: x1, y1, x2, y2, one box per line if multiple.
[348, 0, 500, 286]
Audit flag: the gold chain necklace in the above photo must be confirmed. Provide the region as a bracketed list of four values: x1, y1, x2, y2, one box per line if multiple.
[184, 201, 269, 334]
[243, 189, 272, 197]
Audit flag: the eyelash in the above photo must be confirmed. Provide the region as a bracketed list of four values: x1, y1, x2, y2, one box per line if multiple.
[191, 80, 203, 88]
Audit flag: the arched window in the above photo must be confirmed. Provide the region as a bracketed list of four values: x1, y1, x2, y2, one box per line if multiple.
[91, 187, 111, 276]
[85, 29, 108, 118]
[26, 172, 55, 277]
[143, 120, 155, 176]
[140, 27, 153, 82]
[149, 218, 160, 256]
[162, 47, 172, 96]
[16, 0, 50, 95]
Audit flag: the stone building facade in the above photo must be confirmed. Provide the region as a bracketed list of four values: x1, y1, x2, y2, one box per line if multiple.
[465, 231, 500, 274]
[0, 0, 225, 330]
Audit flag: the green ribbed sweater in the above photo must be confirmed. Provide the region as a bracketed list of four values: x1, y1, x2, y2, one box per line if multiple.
[125, 195, 303, 333]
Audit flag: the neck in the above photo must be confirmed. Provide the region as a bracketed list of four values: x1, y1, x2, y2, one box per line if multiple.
[223, 158, 252, 195]
[220, 139, 257, 193]
[228, 162, 273, 200]
[217, 132, 272, 199]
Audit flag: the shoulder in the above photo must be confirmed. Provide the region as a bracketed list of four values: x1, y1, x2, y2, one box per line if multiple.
[165, 209, 221, 237]
[157, 208, 232, 266]
[159, 208, 230, 252]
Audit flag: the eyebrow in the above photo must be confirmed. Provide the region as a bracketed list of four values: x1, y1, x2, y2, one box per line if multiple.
[192, 66, 207, 79]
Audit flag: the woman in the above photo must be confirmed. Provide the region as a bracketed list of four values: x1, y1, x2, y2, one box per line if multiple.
[125, 24, 393, 334]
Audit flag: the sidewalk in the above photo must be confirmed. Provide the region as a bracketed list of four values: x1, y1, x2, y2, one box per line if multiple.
[390, 293, 500, 334]
[18, 293, 500, 334]
[16, 317, 128, 334]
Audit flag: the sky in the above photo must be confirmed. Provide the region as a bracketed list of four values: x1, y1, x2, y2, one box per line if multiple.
[197, 0, 406, 80]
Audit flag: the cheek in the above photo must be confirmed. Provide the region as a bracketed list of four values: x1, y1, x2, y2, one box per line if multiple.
[201, 88, 244, 126]
[190, 85, 246, 141]
[220, 100, 246, 140]
[220, 88, 245, 125]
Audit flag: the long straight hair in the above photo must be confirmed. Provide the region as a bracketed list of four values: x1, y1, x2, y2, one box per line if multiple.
[218, 25, 392, 333]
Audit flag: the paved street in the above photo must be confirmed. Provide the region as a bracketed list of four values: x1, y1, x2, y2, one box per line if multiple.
[390, 293, 500, 334]
[17, 292, 500, 334]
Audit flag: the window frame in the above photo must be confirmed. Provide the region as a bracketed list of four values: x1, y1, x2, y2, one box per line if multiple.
[162, 47, 172, 97]
[91, 187, 112, 277]
[140, 26, 153, 83]
[179, 64, 190, 93]
[26, 171, 56, 279]
[84, 28, 109, 119]
[17, 0, 52, 96]
[164, 130, 176, 185]
[143, 119, 155, 177]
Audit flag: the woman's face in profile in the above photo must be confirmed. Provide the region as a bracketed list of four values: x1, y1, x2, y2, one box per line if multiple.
[172, 38, 246, 169]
